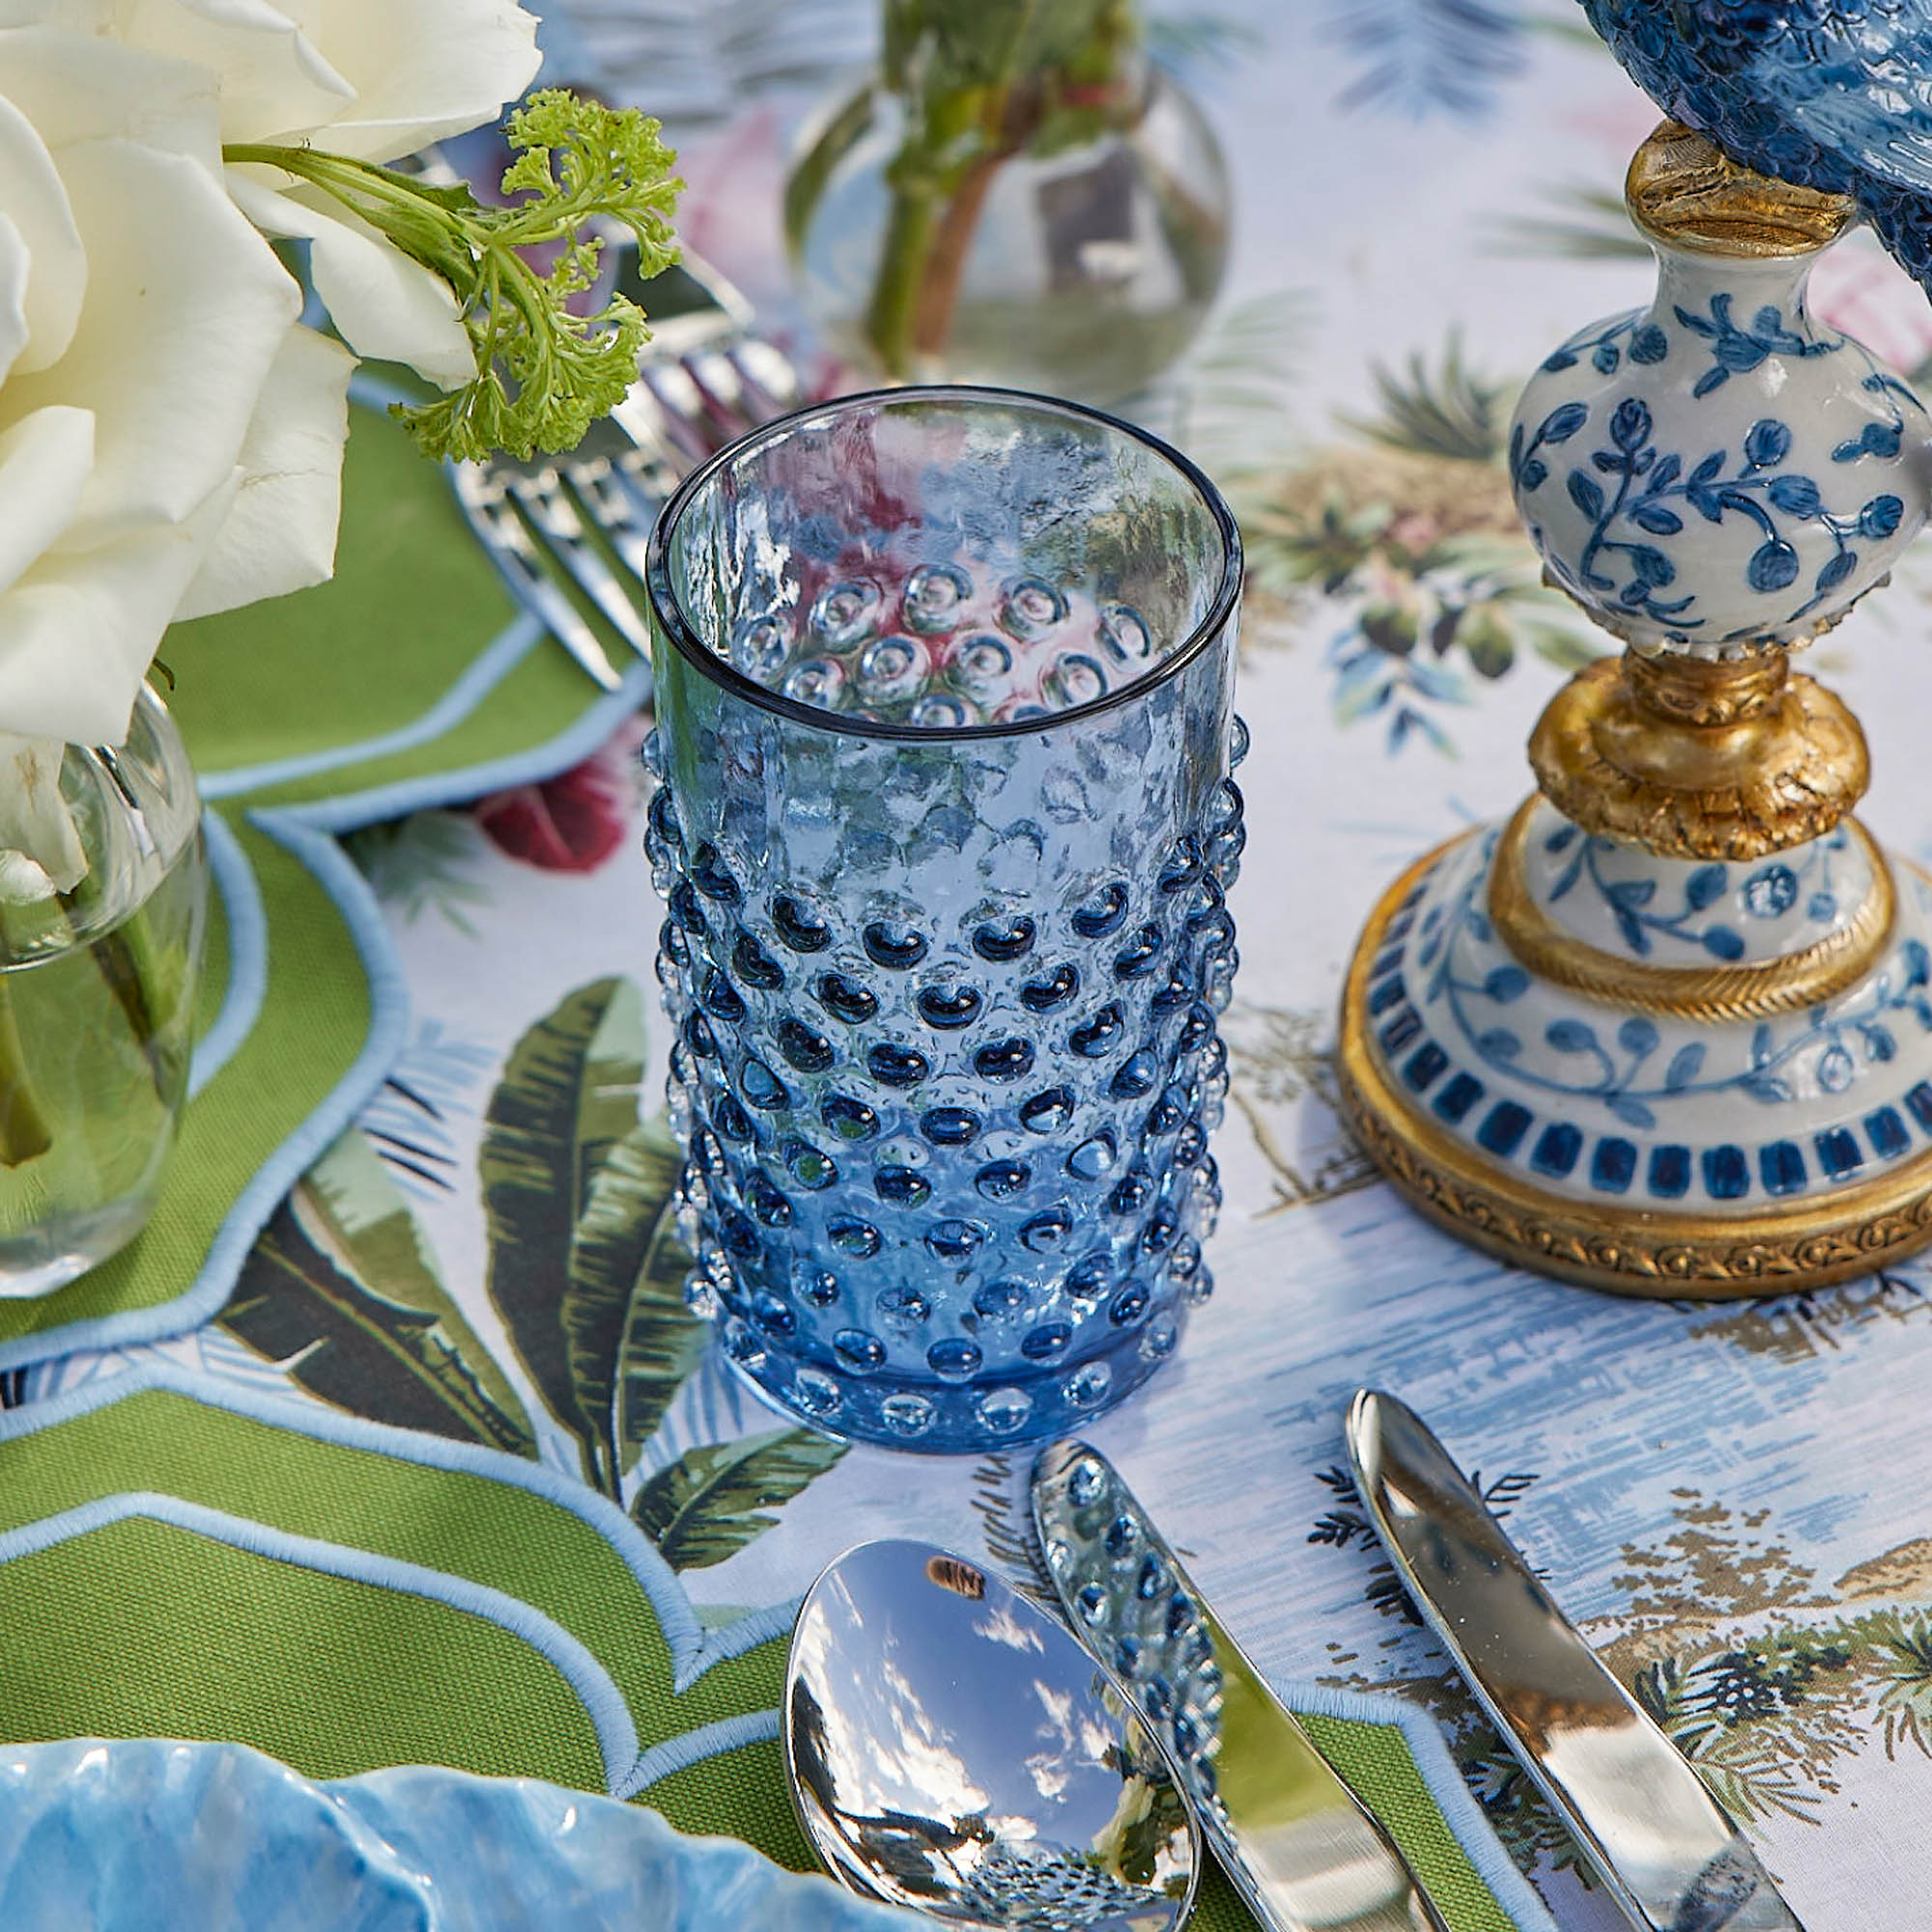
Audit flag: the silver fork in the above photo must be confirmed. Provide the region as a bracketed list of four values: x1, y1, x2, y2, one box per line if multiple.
[450, 238, 804, 690]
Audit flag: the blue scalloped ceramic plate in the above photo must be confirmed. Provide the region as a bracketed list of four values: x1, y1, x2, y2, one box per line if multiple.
[0, 1739, 918, 1930]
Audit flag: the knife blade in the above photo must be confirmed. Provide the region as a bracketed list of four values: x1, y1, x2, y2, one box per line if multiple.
[1033, 1438, 1446, 1932]
[1345, 1389, 1805, 1932]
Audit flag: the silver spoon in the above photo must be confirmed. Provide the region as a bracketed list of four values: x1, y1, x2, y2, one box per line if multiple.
[784, 1539, 1202, 1932]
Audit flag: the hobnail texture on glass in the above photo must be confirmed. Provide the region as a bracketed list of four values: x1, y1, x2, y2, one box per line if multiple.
[645, 388, 1243, 1452]
[0, 686, 207, 1297]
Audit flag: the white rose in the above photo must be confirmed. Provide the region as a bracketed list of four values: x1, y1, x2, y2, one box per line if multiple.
[21, 0, 542, 627]
[0, 21, 316, 761]
[0, 0, 538, 880]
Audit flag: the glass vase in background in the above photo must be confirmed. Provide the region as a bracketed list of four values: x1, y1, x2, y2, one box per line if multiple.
[784, 0, 1230, 407]
[0, 687, 208, 1295]
[644, 386, 1245, 1452]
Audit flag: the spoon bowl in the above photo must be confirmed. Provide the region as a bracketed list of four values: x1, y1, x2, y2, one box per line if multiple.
[784, 1539, 1201, 1931]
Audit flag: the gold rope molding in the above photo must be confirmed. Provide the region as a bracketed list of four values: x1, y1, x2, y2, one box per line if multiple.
[1487, 798, 1895, 1023]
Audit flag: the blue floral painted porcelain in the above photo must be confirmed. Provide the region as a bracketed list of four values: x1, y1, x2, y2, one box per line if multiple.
[0, 1738, 920, 1931]
[1510, 237, 1931, 653]
[1516, 802, 1876, 973]
[1364, 822, 1932, 1210]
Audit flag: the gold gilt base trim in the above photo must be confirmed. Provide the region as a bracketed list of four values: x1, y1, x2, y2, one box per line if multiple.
[1338, 837, 1932, 1299]
[1487, 799, 1895, 1022]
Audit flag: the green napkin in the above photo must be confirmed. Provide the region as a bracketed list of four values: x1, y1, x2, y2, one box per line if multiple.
[0, 402, 646, 1370]
[0, 1370, 1536, 1932]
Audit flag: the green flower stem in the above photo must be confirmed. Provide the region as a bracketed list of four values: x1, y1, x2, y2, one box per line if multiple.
[59, 867, 174, 1090]
[912, 146, 1009, 357]
[864, 73, 1003, 376]
[865, 182, 942, 377]
[0, 974, 51, 1168]
[225, 91, 680, 462]
[855, 0, 1141, 377]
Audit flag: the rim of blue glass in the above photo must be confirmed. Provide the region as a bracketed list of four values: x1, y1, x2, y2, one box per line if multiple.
[643, 384, 1243, 743]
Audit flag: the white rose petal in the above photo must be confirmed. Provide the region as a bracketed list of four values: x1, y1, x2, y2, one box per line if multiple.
[0, 213, 30, 387]
[0, 737, 84, 892]
[3, 135, 298, 544]
[0, 87, 82, 374]
[229, 168, 472, 386]
[0, 404, 92, 595]
[176, 320, 354, 620]
[0, 25, 223, 174]
[0, 846, 60, 904]
[149, 0, 538, 156]
[115, 0, 356, 154]
[0, 470, 239, 746]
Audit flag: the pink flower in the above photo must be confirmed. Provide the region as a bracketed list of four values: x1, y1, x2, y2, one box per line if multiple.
[473, 738, 637, 872]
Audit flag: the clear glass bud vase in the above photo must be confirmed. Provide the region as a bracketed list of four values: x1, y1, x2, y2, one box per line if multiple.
[0, 687, 208, 1295]
[784, 41, 1230, 407]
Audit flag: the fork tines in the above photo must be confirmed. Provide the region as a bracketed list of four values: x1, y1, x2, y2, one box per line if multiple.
[453, 245, 804, 693]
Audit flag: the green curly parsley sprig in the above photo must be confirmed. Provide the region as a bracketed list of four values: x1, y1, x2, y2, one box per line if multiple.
[228, 91, 682, 462]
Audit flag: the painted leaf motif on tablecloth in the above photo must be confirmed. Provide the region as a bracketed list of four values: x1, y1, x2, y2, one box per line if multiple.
[455, 975, 853, 1566]
[221, 1129, 537, 1458]
[610, 1127, 708, 1473]
[572, 1114, 706, 1485]
[343, 811, 492, 935]
[632, 1428, 849, 1571]
[1236, 333, 1603, 758]
[480, 977, 646, 1492]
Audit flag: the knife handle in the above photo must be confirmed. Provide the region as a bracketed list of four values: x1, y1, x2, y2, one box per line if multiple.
[1034, 1439, 1447, 1932]
[1347, 1391, 1806, 1932]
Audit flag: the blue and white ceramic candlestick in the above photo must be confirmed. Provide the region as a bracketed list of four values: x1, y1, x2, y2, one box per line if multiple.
[1338, 124, 1932, 1295]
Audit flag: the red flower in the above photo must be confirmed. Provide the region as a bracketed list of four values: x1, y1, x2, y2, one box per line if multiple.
[473, 743, 634, 872]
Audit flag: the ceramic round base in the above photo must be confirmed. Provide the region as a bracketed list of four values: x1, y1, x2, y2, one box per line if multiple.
[714, 1306, 1192, 1453]
[1339, 833, 1932, 1298]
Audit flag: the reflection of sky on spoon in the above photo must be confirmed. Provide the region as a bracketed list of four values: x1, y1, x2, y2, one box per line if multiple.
[796, 1573, 991, 1825]
[798, 1566, 1128, 1832]
[973, 1602, 1045, 1656]
[791, 1547, 1197, 1932]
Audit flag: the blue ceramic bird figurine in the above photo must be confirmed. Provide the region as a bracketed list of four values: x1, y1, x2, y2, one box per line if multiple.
[1583, 1, 1932, 288]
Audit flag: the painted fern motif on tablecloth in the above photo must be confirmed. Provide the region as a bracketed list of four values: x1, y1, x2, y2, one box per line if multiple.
[1311, 1460, 1932, 1877]
[1326, 0, 1525, 119]
[1236, 335, 1602, 757]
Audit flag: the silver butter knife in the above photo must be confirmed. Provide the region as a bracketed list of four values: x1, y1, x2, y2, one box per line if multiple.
[1033, 1438, 1446, 1932]
[1346, 1390, 1805, 1932]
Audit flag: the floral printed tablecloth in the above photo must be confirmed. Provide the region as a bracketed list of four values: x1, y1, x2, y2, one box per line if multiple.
[17, 4, 1932, 1926]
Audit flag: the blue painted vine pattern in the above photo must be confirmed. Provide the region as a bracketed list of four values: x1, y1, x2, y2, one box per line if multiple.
[1511, 394, 1905, 637]
[1410, 838, 1932, 1130]
[1541, 818, 1851, 963]
[1671, 293, 1838, 396]
[1539, 310, 1668, 378]
[1537, 295, 1846, 394]
[1837, 368, 1918, 464]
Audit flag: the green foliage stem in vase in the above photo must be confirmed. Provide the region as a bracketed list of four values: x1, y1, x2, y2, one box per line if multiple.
[0, 694, 207, 1294]
[868, 0, 1142, 376]
[785, 0, 1229, 403]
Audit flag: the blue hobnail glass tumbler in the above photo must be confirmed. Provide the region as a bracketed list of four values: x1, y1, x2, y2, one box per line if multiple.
[644, 386, 1244, 1452]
